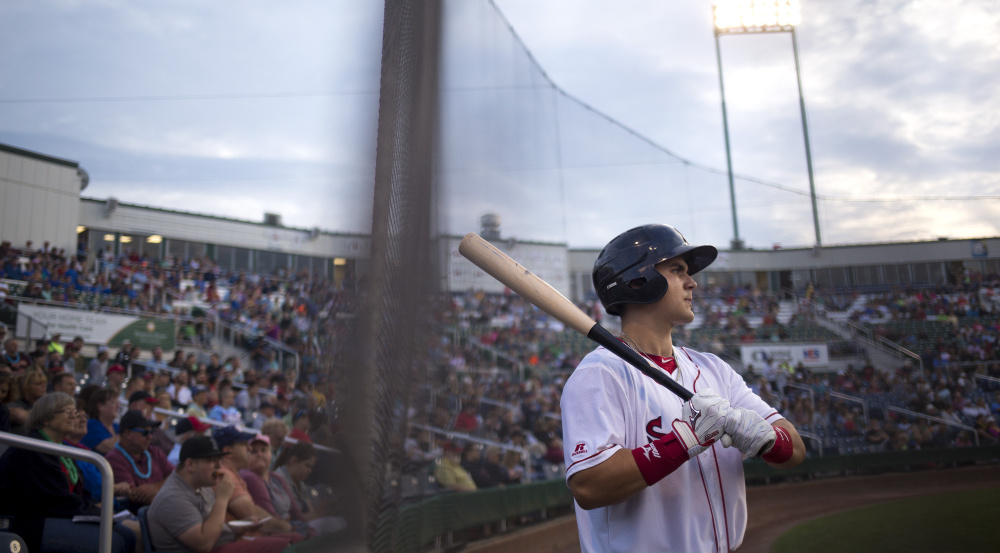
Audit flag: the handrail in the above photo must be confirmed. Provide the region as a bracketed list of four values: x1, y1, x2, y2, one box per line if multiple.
[784, 382, 815, 405]
[885, 406, 979, 446]
[827, 391, 869, 422]
[796, 430, 823, 456]
[408, 423, 536, 481]
[150, 407, 338, 454]
[0, 431, 115, 553]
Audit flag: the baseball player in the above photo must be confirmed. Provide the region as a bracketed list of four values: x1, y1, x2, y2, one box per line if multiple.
[561, 224, 805, 553]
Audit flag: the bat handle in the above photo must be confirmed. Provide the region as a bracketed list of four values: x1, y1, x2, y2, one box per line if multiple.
[586, 325, 694, 401]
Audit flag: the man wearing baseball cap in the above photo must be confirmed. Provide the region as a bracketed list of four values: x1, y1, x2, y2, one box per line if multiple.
[212, 426, 301, 539]
[129, 391, 175, 457]
[167, 416, 213, 466]
[147, 436, 297, 553]
[106, 410, 174, 508]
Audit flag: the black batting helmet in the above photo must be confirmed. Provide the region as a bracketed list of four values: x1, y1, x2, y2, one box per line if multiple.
[593, 224, 717, 316]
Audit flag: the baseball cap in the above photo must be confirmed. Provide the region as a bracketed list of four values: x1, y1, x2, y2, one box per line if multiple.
[175, 416, 213, 435]
[249, 434, 270, 446]
[129, 391, 159, 405]
[179, 436, 226, 463]
[107, 364, 125, 374]
[97, 345, 109, 354]
[212, 425, 257, 449]
[191, 385, 209, 395]
[120, 410, 162, 432]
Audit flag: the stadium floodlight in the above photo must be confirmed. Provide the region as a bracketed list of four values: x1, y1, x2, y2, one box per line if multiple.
[712, 0, 821, 247]
[714, 0, 801, 35]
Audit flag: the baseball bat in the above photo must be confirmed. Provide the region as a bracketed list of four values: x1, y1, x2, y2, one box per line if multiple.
[458, 233, 694, 401]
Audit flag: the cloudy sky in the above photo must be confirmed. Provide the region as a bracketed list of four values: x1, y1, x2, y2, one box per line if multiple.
[2, 0, 998, 250]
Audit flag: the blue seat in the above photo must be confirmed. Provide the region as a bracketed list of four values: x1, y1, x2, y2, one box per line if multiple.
[138, 506, 153, 553]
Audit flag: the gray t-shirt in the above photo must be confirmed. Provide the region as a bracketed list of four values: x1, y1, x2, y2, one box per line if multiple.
[148, 472, 236, 552]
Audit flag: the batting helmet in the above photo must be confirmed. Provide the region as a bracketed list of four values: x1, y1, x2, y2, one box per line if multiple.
[593, 224, 717, 316]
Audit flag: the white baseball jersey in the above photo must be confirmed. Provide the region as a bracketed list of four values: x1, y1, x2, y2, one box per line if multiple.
[561, 346, 782, 553]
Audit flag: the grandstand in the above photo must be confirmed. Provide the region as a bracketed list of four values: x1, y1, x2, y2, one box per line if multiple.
[3, 1, 1000, 551]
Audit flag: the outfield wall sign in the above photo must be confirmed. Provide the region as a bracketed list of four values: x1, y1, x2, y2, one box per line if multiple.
[740, 343, 829, 368]
[17, 303, 176, 350]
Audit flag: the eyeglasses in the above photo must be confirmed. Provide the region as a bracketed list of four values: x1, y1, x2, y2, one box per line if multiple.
[57, 408, 79, 418]
[130, 429, 152, 437]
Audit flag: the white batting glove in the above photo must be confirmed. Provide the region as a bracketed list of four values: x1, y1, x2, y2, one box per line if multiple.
[672, 389, 731, 458]
[723, 407, 776, 458]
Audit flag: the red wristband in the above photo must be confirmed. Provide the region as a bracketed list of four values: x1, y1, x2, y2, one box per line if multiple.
[761, 425, 793, 464]
[630, 432, 690, 486]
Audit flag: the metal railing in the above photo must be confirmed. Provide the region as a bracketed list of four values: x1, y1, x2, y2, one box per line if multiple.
[885, 406, 979, 446]
[408, 422, 536, 482]
[150, 407, 337, 454]
[0, 431, 115, 553]
[828, 391, 869, 422]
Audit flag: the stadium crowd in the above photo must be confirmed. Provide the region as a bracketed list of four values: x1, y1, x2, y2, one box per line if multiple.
[3, 236, 1000, 550]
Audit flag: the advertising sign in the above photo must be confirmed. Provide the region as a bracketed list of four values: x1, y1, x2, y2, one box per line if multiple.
[17, 303, 176, 350]
[740, 343, 829, 368]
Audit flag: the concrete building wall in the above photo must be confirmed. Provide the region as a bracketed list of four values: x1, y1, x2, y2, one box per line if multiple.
[0, 145, 85, 255]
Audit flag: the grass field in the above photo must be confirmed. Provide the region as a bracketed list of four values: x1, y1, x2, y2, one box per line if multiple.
[771, 488, 1000, 553]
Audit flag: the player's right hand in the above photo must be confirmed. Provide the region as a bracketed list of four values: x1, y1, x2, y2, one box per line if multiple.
[672, 388, 731, 458]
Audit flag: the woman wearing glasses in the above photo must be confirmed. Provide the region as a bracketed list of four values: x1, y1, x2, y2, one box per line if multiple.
[0, 392, 139, 553]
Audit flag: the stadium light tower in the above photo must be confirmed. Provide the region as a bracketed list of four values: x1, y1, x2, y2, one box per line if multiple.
[712, 0, 821, 248]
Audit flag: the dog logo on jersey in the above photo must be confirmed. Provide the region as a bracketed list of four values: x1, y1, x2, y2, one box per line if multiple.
[645, 416, 667, 443]
[571, 442, 589, 457]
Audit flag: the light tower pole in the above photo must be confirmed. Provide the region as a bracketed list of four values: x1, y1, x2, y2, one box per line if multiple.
[713, 0, 822, 247]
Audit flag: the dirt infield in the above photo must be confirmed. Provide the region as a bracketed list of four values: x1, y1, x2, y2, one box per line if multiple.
[465, 464, 1000, 553]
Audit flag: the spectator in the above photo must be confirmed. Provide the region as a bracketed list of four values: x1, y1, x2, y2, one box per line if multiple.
[864, 419, 890, 451]
[209, 387, 241, 425]
[82, 387, 120, 454]
[86, 345, 110, 383]
[113, 340, 133, 371]
[166, 415, 212, 466]
[106, 410, 175, 508]
[186, 385, 211, 419]
[2, 337, 29, 372]
[260, 418, 289, 466]
[167, 370, 193, 407]
[0, 392, 138, 553]
[62, 402, 132, 504]
[128, 391, 174, 456]
[106, 364, 127, 394]
[433, 441, 476, 492]
[239, 434, 327, 537]
[211, 426, 298, 537]
[460, 443, 492, 489]
[452, 402, 480, 433]
[288, 408, 312, 443]
[147, 435, 297, 553]
[273, 441, 339, 528]
[252, 401, 279, 430]
[482, 446, 515, 486]
[8, 369, 48, 434]
[51, 371, 78, 397]
[63, 343, 83, 376]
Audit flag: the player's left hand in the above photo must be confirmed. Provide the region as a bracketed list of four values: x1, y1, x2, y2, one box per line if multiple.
[723, 407, 776, 458]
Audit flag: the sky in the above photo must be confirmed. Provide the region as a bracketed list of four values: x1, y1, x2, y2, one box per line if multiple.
[2, 0, 999, 250]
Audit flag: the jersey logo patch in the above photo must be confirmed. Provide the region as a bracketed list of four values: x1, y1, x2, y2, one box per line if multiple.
[645, 416, 667, 443]
[572, 442, 589, 457]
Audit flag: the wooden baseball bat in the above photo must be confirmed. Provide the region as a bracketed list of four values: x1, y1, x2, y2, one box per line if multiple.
[458, 233, 694, 401]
